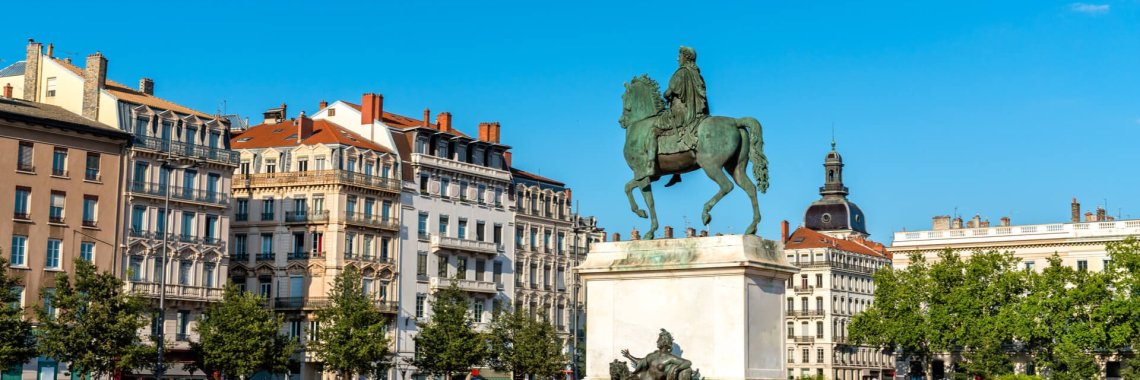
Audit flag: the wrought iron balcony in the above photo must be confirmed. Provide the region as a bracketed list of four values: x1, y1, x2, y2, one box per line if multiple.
[261, 212, 275, 221]
[234, 213, 248, 221]
[256, 253, 275, 261]
[273, 296, 397, 312]
[785, 309, 826, 317]
[343, 212, 399, 230]
[792, 336, 815, 343]
[126, 281, 223, 302]
[234, 170, 399, 193]
[288, 251, 323, 260]
[285, 210, 330, 223]
[794, 285, 814, 294]
[132, 135, 239, 165]
[232, 253, 249, 262]
[128, 181, 229, 206]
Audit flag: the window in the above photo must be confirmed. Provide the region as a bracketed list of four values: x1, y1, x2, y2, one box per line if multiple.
[494, 187, 503, 206]
[259, 280, 271, 298]
[418, 212, 429, 238]
[381, 237, 391, 260]
[530, 228, 537, 251]
[420, 174, 429, 193]
[817, 348, 824, 363]
[456, 257, 467, 280]
[9, 285, 23, 309]
[80, 242, 94, 262]
[262, 198, 275, 220]
[85, 153, 100, 181]
[459, 181, 468, 200]
[363, 235, 374, 258]
[82, 196, 98, 226]
[458, 219, 468, 239]
[417, 252, 428, 277]
[516, 227, 524, 248]
[129, 256, 143, 281]
[346, 196, 356, 214]
[239, 161, 250, 175]
[181, 211, 195, 239]
[816, 321, 824, 338]
[51, 148, 68, 176]
[260, 234, 273, 257]
[204, 263, 216, 288]
[235, 199, 248, 220]
[415, 294, 426, 318]
[473, 300, 484, 322]
[307, 321, 320, 342]
[1078, 260, 1088, 272]
[475, 260, 486, 281]
[46, 239, 61, 269]
[10, 235, 27, 266]
[494, 224, 503, 244]
[43, 288, 56, 319]
[344, 233, 355, 256]
[296, 158, 308, 172]
[46, 77, 57, 97]
[438, 255, 449, 277]
[364, 198, 375, 217]
[438, 215, 449, 236]
[234, 234, 247, 257]
[17, 141, 33, 172]
[265, 159, 276, 174]
[14, 187, 30, 219]
[787, 322, 794, 338]
[477, 184, 486, 203]
[816, 274, 823, 288]
[440, 178, 450, 198]
[802, 348, 809, 363]
[557, 267, 566, 290]
[787, 297, 794, 311]
[179, 261, 192, 285]
[315, 156, 326, 170]
[381, 200, 392, 219]
[205, 215, 218, 241]
[530, 263, 538, 286]
[362, 277, 373, 295]
[49, 191, 65, 223]
[476, 221, 486, 241]
[494, 262, 503, 284]
[557, 232, 565, 254]
[288, 320, 302, 339]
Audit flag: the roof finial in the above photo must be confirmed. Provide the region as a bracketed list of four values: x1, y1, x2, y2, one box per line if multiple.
[830, 123, 836, 150]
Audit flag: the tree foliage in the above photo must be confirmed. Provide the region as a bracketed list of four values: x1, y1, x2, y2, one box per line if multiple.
[410, 279, 486, 379]
[188, 285, 295, 378]
[0, 257, 36, 368]
[487, 307, 567, 379]
[852, 240, 1140, 378]
[311, 266, 392, 379]
[35, 258, 153, 378]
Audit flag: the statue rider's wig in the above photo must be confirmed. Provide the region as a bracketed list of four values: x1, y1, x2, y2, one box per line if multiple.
[679, 46, 697, 64]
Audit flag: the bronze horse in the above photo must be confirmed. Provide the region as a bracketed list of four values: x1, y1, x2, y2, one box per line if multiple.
[620, 75, 768, 238]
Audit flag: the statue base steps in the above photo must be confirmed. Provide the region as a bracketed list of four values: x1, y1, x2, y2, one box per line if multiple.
[578, 235, 798, 380]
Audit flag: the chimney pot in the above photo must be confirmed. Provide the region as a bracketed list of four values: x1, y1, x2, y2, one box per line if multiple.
[781, 220, 790, 242]
[1072, 198, 1081, 223]
[612, 232, 621, 242]
[138, 78, 154, 95]
[423, 108, 431, 128]
[631, 228, 640, 241]
[3, 83, 12, 98]
[296, 111, 313, 143]
[319, 100, 328, 110]
[663, 226, 674, 239]
[46, 43, 53, 58]
[361, 93, 384, 125]
[699, 230, 708, 237]
[437, 112, 453, 132]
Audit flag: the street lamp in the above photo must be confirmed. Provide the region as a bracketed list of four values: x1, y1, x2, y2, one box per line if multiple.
[155, 157, 202, 379]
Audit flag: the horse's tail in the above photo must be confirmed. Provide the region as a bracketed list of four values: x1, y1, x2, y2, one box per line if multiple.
[738, 117, 769, 193]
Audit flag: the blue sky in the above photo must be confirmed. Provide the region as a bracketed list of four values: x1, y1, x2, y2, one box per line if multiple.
[5, 1, 1138, 243]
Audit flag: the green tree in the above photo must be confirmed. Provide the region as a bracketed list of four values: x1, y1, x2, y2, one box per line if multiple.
[487, 307, 567, 379]
[0, 257, 36, 369]
[410, 279, 486, 379]
[954, 251, 1024, 376]
[850, 253, 935, 376]
[188, 285, 296, 379]
[1109, 237, 1140, 378]
[35, 258, 153, 378]
[311, 266, 392, 379]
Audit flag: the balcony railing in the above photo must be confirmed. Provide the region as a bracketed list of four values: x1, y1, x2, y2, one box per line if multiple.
[343, 212, 399, 230]
[785, 309, 826, 317]
[794, 285, 814, 294]
[234, 213, 248, 221]
[346, 253, 393, 265]
[232, 253, 249, 262]
[429, 277, 498, 294]
[261, 212, 275, 221]
[273, 296, 397, 312]
[256, 253, 274, 261]
[792, 336, 815, 343]
[288, 251, 324, 260]
[132, 135, 239, 165]
[127, 281, 223, 302]
[128, 181, 229, 206]
[285, 211, 330, 223]
[234, 170, 400, 192]
[431, 235, 499, 256]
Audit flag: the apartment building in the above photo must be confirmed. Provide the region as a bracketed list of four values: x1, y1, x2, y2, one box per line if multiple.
[2, 40, 237, 377]
[0, 88, 131, 379]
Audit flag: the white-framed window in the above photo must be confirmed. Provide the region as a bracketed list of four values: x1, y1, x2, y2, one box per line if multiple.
[46, 77, 57, 97]
[46, 239, 62, 269]
[9, 235, 27, 266]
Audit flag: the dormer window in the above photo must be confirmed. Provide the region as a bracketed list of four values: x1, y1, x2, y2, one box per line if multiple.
[328, 108, 336, 117]
[265, 159, 277, 174]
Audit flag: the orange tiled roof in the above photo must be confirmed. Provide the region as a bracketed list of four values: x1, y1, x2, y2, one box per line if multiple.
[785, 227, 890, 259]
[231, 117, 389, 152]
[52, 58, 214, 119]
[341, 101, 471, 138]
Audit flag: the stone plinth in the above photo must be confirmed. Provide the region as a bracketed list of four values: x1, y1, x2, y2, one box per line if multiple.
[578, 235, 797, 380]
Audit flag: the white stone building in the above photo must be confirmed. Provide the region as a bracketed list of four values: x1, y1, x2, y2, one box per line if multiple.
[783, 143, 894, 380]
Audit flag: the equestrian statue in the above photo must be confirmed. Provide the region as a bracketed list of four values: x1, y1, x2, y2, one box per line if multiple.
[620, 46, 769, 238]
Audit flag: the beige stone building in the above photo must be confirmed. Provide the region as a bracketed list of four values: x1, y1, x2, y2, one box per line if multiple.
[2, 39, 237, 378]
[783, 144, 895, 380]
[230, 104, 402, 378]
[0, 86, 131, 378]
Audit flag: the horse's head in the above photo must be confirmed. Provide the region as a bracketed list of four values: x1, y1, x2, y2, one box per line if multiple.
[620, 74, 665, 129]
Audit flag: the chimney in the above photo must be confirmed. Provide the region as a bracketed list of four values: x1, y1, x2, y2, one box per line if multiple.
[490, 122, 502, 143]
[3, 83, 12, 99]
[1096, 207, 1106, 221]
[23, 39, 41, 101]
[932, 215, 951, 230]
[1071, 198, 1081, 223]
[423, 108, 431, 128]
[138, 78, 154, 95]
[361, 93, 384, 124]
[699, 230, 708, 237]
[612, 232, 621, 242]
[478, 122, 491, 141]
[82, 52, 108, 120]
[685, 227, 696, 238]
[664, 226, 674, 239]
[781, 220, 790, 242]
[980, 220, 990, 228]
[631, 228, 640, 241]
[319, 100, 328, 110]
[46, 43, 53, 58]
[1085, 211, 1094, 222]
[970, 214, 981, 228]
[952, 216, 963, 229]
[1000, 216, 1011, 227]
[296, 111, 313, 143]
[437, 112, 453, 132]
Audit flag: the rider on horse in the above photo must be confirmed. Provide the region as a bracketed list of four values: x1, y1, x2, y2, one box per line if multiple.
[651, 46, 709, 187]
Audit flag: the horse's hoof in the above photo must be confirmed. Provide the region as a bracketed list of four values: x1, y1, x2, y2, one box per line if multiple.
[644, 231, 655, 239]
[744, 226, 757, 235]
[702, 212, 711, 226]
[635, 210, 648, 219]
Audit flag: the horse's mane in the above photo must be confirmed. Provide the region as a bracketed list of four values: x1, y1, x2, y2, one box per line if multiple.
[630, 75, 666, 114]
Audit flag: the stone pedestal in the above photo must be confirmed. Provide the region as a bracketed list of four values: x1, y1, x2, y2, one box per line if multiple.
[578, 235, 797, 380]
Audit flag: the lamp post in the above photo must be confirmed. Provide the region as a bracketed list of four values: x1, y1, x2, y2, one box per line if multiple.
[155, 157, 201, 379]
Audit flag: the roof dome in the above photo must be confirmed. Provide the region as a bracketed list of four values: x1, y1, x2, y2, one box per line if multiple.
[804, 199, 867, 235]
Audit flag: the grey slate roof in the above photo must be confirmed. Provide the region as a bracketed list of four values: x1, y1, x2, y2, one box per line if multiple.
[0, 61, 25, 78]
[0, 97, 130, 140]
